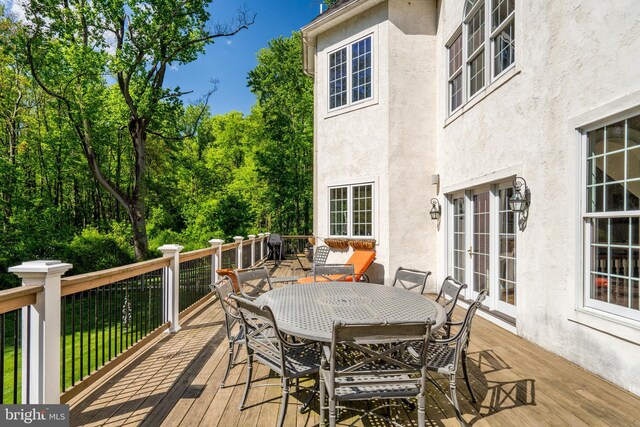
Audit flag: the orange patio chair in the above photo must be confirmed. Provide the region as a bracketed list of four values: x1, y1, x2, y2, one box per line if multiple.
[297, 249, 376, 283]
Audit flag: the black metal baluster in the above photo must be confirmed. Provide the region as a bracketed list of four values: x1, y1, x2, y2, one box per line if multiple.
[71, 294, 76, 386]
[80, 291, 84, 380]
[87, 289, 91, 376]
[61, 296, 66, 392]
[25, 308, 29, 404]
[0, 313, 4, 404]
[94, 288, 98, 372]
[14, 309, 20, 403]
[101, 286, 105, 367]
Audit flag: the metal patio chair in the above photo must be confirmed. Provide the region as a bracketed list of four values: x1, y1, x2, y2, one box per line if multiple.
[435, 276, 468, 338]
[319, 319, 435, 427]
[311, 263, 355, 283]
[234, 266, 274, 300]
[209, 276, 244, 387]
[426, 289, 488, 427]
[392, 267, 432, 294]
[230, 295, 321, 427]
[313, 245, 331, 267]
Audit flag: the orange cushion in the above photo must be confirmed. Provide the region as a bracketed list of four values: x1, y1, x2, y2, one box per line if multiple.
[296, 250, 376, 283]
[346, 250, 376, 274]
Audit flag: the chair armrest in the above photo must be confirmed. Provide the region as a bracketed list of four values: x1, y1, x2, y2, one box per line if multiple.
[322, 345, 332, 362]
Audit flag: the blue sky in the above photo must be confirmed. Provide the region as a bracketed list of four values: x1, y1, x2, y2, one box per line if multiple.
[164, 0, 322, 116]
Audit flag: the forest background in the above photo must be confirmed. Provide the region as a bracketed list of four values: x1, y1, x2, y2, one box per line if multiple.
[0, 2, 317, 288]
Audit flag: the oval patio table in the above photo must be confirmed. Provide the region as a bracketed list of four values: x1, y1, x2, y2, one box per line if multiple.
[255, 282, 446, 342]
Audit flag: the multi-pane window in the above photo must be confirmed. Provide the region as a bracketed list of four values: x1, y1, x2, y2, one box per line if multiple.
[329, 48, 348, 109]
[499, 188, 517, 306]
[329, 183, 374, 237]
[584, 113, 640, 320]
[328, 36, 373, 111]
[449, 0, 515, 114]
[452, 197, 466, 282]
[491, 0, 515, 76]
[448, 34, 463, 112]
[351, 37, 372, 102]
[466, 2, 485, 97]
[329, 187, 348, 236]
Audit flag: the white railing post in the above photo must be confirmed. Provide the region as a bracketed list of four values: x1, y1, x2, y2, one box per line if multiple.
[258, 233, 265, 261]
[159, 244, 184, 333]
[209, 239, 224, 283]
[248, 234, 257, 266]
[9, 260, 72, 404]
[234, 236, 244, 269]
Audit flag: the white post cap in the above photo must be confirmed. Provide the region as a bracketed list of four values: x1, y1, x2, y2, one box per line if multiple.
[9, 260, 72, 277]
[209, 239, 224, 247]
[258, 233, 265, 238]
[248, 234, 256, 239]
[158, 244, 184, 255]
[233, 236, 244, 242]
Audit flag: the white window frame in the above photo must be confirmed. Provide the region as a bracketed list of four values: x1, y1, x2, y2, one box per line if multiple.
[327, 34, 374, 112]
[446, 0, 516, 115]
[327, 182, 375, 239]
[581, 113, 640, 322]
[447, 29, 464, 114]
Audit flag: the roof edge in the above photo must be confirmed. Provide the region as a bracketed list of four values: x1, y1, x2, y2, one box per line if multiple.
[301, 0, 385, 76]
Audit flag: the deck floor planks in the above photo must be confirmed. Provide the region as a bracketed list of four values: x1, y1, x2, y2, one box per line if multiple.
[69, 261, 640, 426]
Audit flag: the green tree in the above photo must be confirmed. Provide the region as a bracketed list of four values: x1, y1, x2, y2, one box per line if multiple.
[247, 32, 314, 234]
[24, 0, 254, 260]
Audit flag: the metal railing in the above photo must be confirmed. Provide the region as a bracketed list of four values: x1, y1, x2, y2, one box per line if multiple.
[1, 234, 271, 404]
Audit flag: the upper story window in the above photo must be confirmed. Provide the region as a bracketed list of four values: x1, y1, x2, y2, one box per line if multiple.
[328, 35, 373, 111]
[329, 183, 374, 238]
[447, 0, 515, 113]
[583, 112, 640, 321]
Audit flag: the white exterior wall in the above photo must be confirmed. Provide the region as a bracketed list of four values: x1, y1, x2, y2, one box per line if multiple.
[436, 0, 640, 394]
[314, 0, 439, 285]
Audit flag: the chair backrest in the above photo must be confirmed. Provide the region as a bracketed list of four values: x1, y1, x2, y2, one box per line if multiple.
[344, 250, 376, 281]
[312, 263, 355, 283]
[447, 289, 488, 367]
[313, 245, 331, 266]
[435, 276, 468, 320]
[327, 320, 434, 389]
[229, 294, 290, 375]
[392, 267, 431, 294]
[210, 276, 241, 341]
[234, 266, 273, 300]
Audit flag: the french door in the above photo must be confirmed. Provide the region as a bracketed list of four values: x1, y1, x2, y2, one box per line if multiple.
[448, 184, 517, 317]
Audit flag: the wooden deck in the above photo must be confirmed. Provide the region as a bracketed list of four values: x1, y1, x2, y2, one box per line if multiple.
[68, 260, 640, 426]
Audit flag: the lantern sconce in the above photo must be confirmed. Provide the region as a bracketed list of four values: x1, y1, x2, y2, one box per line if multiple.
[509, 176, 531, 231]
[429, 198, 441, 221]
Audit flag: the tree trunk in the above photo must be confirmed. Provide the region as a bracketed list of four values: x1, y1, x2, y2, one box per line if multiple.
[128, 198, 148, 261]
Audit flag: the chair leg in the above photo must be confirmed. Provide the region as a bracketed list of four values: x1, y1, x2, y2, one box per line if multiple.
[449, 372, 469, 427]
[277, 377, 289, 427]
[461, 350, 477, 403]
[319, 373, 326, 425]
[221, 340, 235, 387]
[239, 353, 253, 410]
[417, 392, 426, 426]
[329, 394, 337, 427]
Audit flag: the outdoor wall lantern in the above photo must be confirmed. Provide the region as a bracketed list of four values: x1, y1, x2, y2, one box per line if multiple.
[429, 198, 441, 221]
[509, 176, 530, 231]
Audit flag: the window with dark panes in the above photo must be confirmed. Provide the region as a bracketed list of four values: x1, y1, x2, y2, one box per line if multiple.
[584, 113, 640, 321]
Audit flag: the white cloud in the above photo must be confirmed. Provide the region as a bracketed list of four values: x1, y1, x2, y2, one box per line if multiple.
[169, 64, 179, 71]
[7, 1, 26, 22]
[226, 39, 232, 45]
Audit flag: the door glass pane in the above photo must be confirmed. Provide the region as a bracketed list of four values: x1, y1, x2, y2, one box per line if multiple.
[452, 197, 466, 283]
[499, 188, 516, 306]
[473, 192, 490, 294]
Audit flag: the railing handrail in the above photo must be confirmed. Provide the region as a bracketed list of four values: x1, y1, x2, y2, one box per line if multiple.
[282, 235, 312, 239]
[0, 285, 44, 315]
[61, 257, 171, 296]
[180, 242, 240, 263]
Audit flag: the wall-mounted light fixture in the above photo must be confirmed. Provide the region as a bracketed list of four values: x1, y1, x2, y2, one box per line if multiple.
[429, 198, 441, 221]
[509, 176, 530, 230]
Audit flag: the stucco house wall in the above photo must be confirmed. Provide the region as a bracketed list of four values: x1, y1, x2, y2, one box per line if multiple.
[304, 0, 640, 395]
[436, 0, 640, 394]
[311, 0, 439, 285]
